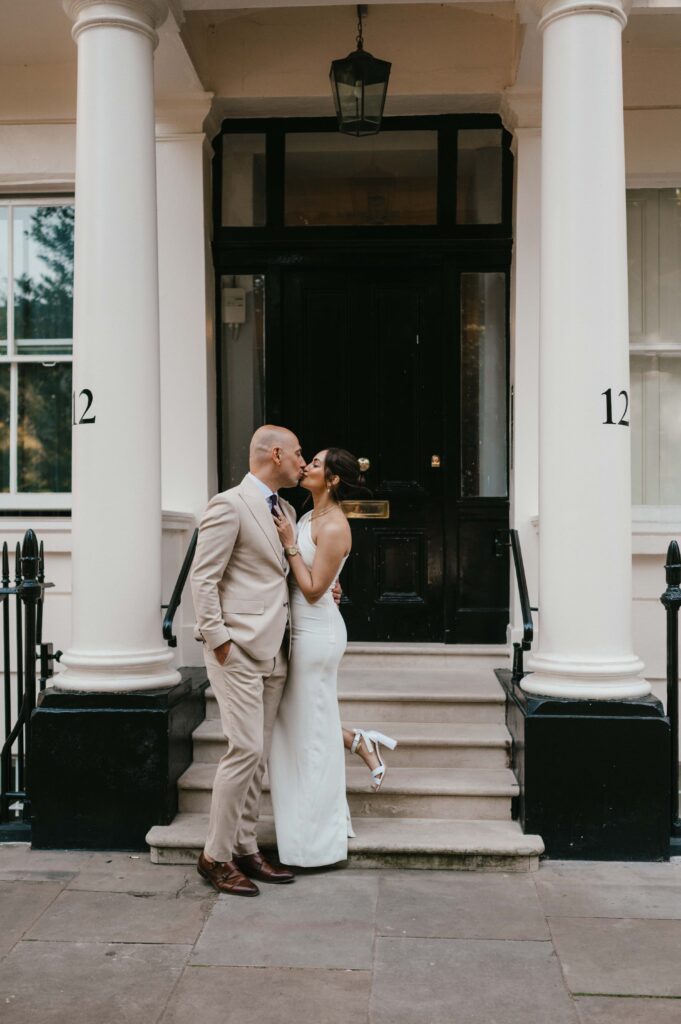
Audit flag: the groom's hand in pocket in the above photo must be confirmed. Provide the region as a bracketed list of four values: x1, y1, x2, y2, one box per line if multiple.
[214, 640, 232, 665]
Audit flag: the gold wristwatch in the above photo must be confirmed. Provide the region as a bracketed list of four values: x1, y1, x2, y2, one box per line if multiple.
[285, 545, 299, 558]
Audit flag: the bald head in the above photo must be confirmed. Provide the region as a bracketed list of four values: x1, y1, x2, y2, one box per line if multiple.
[249, 424, 305, 490]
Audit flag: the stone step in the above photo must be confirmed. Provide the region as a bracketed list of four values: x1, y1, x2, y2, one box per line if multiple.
[177, 763, 517, 820]
[191, 720, 511, 769]
[340, 643, 510, 672]
[205, 670, 506, 725]
[146, 813, 543, 871]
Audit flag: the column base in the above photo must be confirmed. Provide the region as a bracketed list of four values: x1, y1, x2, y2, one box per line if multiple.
[498, 669, 671, 860]
[30, 669, 207, 850]
[524, 651, 649, 700]
[56, 647, 181, 692]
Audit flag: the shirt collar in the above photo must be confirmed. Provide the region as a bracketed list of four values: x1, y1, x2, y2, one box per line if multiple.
[247, 472, 277, 501]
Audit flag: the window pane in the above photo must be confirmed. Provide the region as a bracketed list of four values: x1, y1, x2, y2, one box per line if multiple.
[630, 353, 681, 505]
[18, 362, 72, 492]
[460, 272, 507, 497]
[220, 274, 265, 487]
[0, 206, 7, 354]
[222, 135, 266, 227]
[457, 129, 503, 225]
[285, 131, 437, 226]
[13, 205, 74, 353]
[0, 365, 8, 492]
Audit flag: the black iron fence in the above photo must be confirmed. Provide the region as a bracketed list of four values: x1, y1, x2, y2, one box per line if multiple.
[1, 530, 56, 839]
[661, 540, 681, 848]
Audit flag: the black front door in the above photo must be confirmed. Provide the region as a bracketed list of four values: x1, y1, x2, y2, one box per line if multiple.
[271, 264, 509, 643]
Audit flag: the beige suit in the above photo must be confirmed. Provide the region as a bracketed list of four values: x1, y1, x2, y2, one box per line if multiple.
[190, 474, 296, 861]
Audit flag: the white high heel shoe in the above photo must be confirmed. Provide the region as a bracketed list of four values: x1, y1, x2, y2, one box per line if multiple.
[351, 729, 397, 791]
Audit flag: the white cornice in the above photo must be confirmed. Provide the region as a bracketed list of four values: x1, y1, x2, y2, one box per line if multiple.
[155, 93, 214, 139]
[501, 88, 541, 131]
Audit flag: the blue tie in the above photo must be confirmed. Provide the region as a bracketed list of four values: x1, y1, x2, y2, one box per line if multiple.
[268, 494, 279, 517]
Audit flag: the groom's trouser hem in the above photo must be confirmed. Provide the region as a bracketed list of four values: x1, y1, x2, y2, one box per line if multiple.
[203, 641, 287, 863]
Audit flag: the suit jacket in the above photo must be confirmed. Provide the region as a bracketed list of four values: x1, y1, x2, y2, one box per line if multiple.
[191, 474, 297, 661]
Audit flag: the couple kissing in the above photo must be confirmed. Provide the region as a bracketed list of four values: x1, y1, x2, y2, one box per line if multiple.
[190, 425, 397, 896]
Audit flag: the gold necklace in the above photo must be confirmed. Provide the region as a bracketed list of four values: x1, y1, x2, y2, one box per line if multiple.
[311, 505, 336, 520]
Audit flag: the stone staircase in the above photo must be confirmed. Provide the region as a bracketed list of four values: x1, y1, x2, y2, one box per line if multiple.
[146, 644, 544, 870]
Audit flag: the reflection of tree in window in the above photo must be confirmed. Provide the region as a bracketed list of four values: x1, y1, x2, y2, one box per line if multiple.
[14, 206, 74, 342]
[0, 366, 9, 492]
[18, 364, 72, 492]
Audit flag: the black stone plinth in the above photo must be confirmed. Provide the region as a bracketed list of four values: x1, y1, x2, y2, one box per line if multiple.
[30, 668, 207, 851]
[498, 670, 671, 861]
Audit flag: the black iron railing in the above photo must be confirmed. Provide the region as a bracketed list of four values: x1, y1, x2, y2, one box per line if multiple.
[661, 540, 681, 845]
[508, 529, 536, 683]
[1, 530, 56, 837]
[162, 528, 198, 648]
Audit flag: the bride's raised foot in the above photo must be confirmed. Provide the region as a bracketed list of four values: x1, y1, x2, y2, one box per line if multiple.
[350, 729, 397, 791]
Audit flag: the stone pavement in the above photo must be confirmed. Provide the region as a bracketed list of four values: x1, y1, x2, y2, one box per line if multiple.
[0, 847, 680, 1023]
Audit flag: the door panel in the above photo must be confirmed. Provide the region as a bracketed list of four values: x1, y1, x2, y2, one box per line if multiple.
[274, 263, 508, 643]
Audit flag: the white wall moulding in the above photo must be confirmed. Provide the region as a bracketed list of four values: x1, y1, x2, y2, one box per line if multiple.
[58, 0, 179, 693]
[524, 0, 650, 699]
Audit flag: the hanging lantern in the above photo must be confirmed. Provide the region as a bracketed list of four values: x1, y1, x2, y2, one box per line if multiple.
[329, 5, 391, 137]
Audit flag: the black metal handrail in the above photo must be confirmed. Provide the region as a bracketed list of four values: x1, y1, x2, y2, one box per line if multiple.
[163, 528, 199, 648]
[509, 528, 536, 683]
[661, 540, 681, 843]
[1, 529, 56, 836]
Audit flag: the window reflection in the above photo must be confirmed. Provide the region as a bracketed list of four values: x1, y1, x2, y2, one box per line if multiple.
[13, 205, 74, 352]
[285, 132, 437, 226]
[220, 274, 266, 487]
[0, 207, 7, 355]
[457, 129, 503, 225]
[0, 365, 8, 492]
[17, 363, 72, 492]
[460, 272, 507, 497]
[222, 135, 267, 227]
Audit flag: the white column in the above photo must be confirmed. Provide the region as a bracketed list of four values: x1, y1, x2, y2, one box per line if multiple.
[59, 0, 179, 692]
[156, 98, 217, 519]
[525, 0, 649, 699]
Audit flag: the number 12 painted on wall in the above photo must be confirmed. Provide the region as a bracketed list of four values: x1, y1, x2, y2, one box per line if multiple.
[602, 389, 629, 427]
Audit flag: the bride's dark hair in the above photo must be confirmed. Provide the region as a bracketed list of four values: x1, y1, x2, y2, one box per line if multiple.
[324, 448, 371, 503]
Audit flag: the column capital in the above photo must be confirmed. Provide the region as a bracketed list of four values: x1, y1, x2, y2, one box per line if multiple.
[533, 0, 630, 31]
[63, 0, 168, 46]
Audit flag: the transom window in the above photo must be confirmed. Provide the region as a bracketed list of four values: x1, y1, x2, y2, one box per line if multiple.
[0, 199, 73, 507]
[217, 115, 512, 236]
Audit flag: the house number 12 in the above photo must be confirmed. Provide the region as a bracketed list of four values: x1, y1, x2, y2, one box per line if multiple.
[72, 389, 96, 425]
[602, 388, 629, 427]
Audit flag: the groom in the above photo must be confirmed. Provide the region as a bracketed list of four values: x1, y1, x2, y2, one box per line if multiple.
[191, 425, 305, 896]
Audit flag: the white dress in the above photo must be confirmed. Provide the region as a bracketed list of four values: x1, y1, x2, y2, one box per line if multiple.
[269, 511, 353, 867]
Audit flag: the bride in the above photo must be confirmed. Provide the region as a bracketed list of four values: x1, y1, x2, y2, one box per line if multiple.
[269, 447, 396, 868]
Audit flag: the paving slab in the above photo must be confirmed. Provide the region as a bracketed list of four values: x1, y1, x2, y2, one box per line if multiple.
[550, 917, 681, 997]
[160, 966, 371, 1024]
[0, 844, 92, 881]
[575, 996, 681, 1023]
[25, 889, 212, 945]
[0, 881, 65, 955]
[371, 936, 579, 1024]
[538, 860, 681, 884]
[191, 872, 378, 969]
[535, 874, 681, 920]
[67, 852, 207, 897]
[0, 940, 191, 1024]
[377, 870, 550, 940]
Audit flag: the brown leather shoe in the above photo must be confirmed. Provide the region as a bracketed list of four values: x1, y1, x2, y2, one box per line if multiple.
[197, 851, 260, 896]
[234, 851, 295, 884]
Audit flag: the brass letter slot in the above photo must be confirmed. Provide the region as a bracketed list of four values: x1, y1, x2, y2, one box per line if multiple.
[341, 500, 390, 520]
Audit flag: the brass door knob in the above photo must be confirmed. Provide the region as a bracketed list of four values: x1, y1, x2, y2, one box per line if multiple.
[431, 455, 441, 468]
[358, 457, 370, 473]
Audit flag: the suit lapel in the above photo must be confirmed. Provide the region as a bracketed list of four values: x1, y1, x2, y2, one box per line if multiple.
[239, 476, 286, 568]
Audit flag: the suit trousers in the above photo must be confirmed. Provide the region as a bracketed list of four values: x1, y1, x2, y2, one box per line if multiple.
[203, 640, 288, 861]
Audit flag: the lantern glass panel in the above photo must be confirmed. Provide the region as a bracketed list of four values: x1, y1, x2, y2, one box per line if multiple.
[285, 131, 437, 226]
